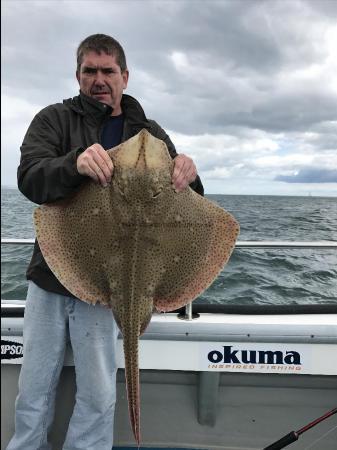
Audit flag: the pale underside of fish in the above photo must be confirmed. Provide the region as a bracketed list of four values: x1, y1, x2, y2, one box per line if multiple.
[34, 129, 240, 446]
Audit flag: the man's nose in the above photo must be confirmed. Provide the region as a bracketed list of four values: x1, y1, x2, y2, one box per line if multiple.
[94, 70, 105, 85]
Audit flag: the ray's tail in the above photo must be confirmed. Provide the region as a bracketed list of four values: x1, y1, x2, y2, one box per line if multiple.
[123, 328, 141, 446]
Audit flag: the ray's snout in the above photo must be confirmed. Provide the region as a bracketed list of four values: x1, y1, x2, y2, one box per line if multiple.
[111, 129, 172, 202]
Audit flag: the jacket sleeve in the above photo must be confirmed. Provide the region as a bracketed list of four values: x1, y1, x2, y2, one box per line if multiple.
[149, 120, 204, 196]
[17, 109, 87, 204]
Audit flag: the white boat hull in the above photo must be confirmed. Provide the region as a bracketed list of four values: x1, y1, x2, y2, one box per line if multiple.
[2, 305, 337, 449]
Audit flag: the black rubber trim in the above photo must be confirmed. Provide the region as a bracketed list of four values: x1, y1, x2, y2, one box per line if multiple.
[2, 303, 337, 318]
[174, 303, 337, 315]
[1, 306, 26, 317]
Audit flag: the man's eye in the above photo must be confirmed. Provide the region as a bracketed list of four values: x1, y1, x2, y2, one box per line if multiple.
[83, 68, 96, 74]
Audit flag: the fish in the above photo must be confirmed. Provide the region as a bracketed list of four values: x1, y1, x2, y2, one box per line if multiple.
[34, 129, 240, 446]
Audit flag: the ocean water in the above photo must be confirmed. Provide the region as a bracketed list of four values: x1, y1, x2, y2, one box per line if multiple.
[1, 187, 337, 304]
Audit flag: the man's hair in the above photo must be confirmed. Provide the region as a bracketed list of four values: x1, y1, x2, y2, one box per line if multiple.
[76, 34, 127, 72]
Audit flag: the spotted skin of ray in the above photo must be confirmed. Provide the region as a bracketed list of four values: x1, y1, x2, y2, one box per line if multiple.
[34, 129, 240, 446]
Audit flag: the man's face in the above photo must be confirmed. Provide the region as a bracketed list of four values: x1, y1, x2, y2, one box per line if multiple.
[76, 51, 129, 115]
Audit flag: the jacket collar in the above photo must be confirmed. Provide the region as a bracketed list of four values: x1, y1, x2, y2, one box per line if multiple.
[121, 94, 151, 133]
[64, 91, 151, 132]
[64, 91, 112, 119]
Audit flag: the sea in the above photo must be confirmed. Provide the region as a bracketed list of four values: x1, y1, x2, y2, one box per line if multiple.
[1, 187, 337, 305]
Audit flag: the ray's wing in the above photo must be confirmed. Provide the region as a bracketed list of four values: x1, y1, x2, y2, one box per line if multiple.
[34, 175, 127, 308]
[150, 187, 239, 312]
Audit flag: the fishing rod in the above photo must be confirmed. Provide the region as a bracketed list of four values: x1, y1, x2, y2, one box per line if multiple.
[263, 407, 337, 450]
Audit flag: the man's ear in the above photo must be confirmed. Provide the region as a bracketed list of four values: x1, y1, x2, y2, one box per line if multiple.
[76, 70, 80, 84]
[123, 70, 129, 89]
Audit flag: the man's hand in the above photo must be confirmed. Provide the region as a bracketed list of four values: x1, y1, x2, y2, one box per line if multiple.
[77, 144, 114, 187]
[172, 154, 197, 193]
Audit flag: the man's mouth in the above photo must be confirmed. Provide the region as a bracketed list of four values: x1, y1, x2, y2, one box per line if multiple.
[92, 92, 110, 96]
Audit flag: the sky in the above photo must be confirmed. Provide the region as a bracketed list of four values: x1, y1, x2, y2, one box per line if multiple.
[2, 0, 337, 196]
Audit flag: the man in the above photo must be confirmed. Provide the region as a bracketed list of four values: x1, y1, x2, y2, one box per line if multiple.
[7, 34, 203, 450]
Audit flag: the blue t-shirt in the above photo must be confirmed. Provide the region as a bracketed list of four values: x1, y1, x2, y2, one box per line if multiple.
[101, 114, 124, 150]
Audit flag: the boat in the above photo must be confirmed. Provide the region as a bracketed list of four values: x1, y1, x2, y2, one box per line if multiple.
[1, 239, 337, 450]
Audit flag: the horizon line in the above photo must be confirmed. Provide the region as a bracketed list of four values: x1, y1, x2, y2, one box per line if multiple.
[1, 185, 336, 198]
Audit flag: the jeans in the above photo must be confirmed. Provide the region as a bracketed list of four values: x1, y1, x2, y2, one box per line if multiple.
[6, 281, 119, 450]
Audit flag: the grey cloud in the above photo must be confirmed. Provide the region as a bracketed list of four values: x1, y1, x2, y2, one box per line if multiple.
[310, 122, 337, 151]
[276, 168, 337, 183]
[2, 0, 337, 194]
[222, 92, 337, 133]
[141, 84, 337, 137]
[3, 0, 336, 137]
[305, 0, 337, 19]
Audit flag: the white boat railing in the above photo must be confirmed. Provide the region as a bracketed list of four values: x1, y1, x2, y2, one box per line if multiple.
[2, 238, 337, 248]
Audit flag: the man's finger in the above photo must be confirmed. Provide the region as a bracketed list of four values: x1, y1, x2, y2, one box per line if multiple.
[92, 151, 114, 184]
[172, 156, 186, 182]
[172, 155, 197, 192]
[86, 160, 108, 186]
[95, 147, 114, 174]
[83, 165, 99, 184]
[77, 144, 114, 186]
